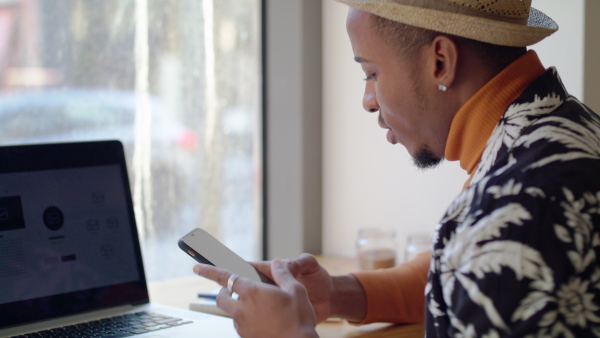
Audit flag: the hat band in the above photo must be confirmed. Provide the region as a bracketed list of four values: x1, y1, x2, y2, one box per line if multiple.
[389, 0, 529, 25]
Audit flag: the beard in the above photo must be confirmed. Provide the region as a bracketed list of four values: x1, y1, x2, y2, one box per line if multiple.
[405, 67, 444, 170]
[412, 146, 443, 170]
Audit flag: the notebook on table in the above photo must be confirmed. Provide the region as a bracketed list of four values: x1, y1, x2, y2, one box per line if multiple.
[0, 140, 238, 337]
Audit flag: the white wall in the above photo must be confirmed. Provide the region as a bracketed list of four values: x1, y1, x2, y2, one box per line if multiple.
[322, 0, 585, 260]
[534, 1, 585, 99]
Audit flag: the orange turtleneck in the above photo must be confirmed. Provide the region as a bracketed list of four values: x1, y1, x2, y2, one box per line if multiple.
[351, 51, 546, 325]
[445, 50, 545, 188]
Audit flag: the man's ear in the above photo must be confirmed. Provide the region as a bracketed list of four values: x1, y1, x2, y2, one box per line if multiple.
[426, 35, 458, 90]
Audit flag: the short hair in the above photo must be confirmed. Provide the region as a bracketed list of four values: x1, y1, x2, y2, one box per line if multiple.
[370, 14, 527, 71]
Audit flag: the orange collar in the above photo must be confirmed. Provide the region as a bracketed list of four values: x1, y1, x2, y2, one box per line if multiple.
[444, 50, 545, 188]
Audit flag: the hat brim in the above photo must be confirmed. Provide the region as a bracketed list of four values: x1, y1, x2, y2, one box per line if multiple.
[336, 0, 558, 47]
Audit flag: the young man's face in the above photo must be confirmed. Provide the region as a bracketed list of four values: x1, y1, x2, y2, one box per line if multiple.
[346, 9, 450, 168]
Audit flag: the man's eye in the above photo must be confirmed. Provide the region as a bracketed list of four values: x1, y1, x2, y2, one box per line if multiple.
[363, 73, 376, 81]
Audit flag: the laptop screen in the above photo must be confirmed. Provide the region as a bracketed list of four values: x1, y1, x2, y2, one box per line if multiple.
[0, 141, 148, 329]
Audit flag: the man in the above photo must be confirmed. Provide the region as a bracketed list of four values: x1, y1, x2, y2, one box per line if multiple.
[194, 0, 600, 336]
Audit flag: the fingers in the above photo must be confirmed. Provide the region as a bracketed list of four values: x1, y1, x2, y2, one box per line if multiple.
[194, 263, 256, 295]
[215, 286, 237, 315]
[192, 264, 239, 317]
[288, 253, 320, 276]
[193, 257, 314, 294]
[271, 259, 304, 294]
[193, 264, 232, 287]
[248, 254, 319, 279]
[249, 260, 273, 278]
[295, 253, 318, 267]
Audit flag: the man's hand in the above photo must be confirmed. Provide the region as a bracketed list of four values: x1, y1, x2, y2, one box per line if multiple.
[193, 259, 318, 338]
[251, 254, 335, 323]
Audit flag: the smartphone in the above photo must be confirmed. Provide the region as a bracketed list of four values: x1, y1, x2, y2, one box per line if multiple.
[178, 228, 273, 284]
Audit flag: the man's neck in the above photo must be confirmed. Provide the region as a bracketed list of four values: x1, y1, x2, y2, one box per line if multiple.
[444, 51, 546, 186]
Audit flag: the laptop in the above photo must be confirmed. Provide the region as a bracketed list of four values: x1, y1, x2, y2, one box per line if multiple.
[0, 140, 239, 337]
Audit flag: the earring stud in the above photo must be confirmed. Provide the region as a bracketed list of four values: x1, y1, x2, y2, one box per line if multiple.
[438, 84, 447, 92]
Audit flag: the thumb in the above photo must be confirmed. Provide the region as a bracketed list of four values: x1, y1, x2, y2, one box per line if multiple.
[271, 259, 301, 293]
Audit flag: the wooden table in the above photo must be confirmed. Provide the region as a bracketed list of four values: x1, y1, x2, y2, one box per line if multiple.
[148, 255, 423, 337]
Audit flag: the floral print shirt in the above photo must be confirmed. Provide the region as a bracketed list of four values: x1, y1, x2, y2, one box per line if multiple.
[426, 68, 600, 337]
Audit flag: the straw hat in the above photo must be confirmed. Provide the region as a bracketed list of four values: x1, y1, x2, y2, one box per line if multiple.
[336, 0, 558, 47]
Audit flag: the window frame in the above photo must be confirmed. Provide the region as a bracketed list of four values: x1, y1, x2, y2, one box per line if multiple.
[262, 0, 323, 259]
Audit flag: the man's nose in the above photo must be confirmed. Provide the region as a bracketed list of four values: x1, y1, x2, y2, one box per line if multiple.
[362, 83, 379, 113]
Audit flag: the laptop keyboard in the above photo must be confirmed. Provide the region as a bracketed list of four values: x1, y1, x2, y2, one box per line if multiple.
[9, 311, 193, 338]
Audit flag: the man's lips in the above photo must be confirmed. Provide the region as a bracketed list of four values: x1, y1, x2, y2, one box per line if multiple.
[378, 114, 388, 129]
[378, 114, 397, 144]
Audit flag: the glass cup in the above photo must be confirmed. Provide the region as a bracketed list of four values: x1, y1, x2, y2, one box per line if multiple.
[356, 228, 397, 270]
[404, 233, 432, 262]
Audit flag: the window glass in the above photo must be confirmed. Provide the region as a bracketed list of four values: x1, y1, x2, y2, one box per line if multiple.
[0, 0, 262, 281]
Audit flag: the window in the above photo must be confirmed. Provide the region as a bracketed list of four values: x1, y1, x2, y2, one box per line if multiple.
[0, 0, 262, 281]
